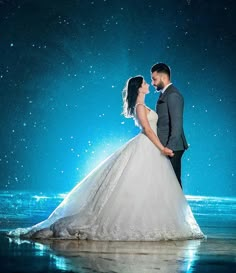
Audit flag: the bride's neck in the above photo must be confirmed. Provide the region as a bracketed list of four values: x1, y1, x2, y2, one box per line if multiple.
[136, 93, 145, 104]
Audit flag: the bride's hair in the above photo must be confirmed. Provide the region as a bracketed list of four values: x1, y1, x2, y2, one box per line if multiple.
[122, 75, 143, 119]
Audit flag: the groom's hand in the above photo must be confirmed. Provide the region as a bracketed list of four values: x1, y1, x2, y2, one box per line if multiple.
[162, 147, 174, 157]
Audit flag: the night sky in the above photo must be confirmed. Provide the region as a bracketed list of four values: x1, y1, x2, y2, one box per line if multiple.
[0, 0, 235, 196]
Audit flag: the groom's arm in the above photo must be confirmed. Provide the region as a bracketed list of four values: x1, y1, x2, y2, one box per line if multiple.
[166, 92, 184, 150]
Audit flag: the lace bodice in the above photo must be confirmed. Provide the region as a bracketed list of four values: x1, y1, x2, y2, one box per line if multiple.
[134, 103, 158, 134]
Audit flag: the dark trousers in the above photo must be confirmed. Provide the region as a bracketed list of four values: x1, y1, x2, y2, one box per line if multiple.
[168, 150, 184, 189]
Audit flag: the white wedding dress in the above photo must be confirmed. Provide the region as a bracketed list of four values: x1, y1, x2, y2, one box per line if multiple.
[8, 104, 205, 241]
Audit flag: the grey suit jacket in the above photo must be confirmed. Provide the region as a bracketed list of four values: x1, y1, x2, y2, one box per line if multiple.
[155, 84, 189, 151]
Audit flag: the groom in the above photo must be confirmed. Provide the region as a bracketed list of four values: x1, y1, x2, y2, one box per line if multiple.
[151, 63, 188, 189]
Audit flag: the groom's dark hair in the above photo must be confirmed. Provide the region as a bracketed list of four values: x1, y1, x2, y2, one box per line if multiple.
[151, 63, 171, 79]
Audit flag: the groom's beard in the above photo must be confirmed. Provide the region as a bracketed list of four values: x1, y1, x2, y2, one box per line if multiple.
[155, 81, 165, 91]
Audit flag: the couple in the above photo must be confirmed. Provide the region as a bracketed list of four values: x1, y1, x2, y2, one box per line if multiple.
[8, 63, 205, 241]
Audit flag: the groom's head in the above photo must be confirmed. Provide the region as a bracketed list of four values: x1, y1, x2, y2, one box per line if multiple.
[151, 63, 171, 91]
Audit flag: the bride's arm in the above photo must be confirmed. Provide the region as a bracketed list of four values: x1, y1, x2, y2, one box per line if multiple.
[135, 104, 173, 156]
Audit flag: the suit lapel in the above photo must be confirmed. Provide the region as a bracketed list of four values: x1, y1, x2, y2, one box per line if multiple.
[156, 84, 173, 112]
[160, 84, 173, 102]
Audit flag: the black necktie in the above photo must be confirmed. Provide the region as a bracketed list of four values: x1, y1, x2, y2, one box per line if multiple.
[158, 91, 163, 101]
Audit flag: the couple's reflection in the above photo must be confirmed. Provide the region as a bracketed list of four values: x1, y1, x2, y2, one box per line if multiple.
[32, 238, 203, 273]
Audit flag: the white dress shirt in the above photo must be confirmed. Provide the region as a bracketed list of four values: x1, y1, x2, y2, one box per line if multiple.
[161, 83, 172, 94]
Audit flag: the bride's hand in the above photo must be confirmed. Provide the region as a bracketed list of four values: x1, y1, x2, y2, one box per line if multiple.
[161, 147, 174, 157]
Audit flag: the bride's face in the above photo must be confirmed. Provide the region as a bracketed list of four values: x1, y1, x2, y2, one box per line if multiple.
[139, 80, 150, 94]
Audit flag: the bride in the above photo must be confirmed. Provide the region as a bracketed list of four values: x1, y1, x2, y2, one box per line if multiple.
[8, 76, 205, 241]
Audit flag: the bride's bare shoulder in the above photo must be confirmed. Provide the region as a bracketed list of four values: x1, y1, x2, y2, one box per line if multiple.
[134, 103, 150, 117]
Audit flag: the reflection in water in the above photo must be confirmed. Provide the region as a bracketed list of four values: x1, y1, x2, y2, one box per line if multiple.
[2, 192, 236, 272]
[51, 254, 69, 272]
[7, 237, 203, 273]
[6, 235, 236, 273]
[6, 236, 72, 272]
[185, 247, 199, 272]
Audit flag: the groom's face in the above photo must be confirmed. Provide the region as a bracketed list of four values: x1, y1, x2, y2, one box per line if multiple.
[151, 71, 165, 91]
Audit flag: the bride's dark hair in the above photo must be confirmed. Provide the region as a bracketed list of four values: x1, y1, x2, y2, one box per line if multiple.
[122, 75, 143, 118]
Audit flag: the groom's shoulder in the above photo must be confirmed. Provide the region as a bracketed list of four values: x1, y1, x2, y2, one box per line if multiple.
[167, 84, 183, 97]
